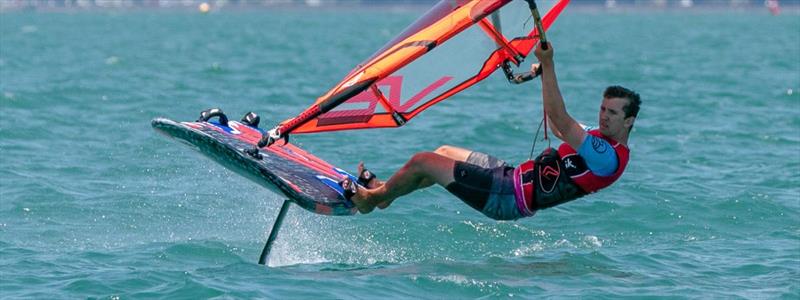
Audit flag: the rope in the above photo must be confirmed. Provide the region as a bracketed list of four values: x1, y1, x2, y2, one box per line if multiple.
[528, 117, 544, 160]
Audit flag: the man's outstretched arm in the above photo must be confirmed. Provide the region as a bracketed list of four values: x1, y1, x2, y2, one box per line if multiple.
[534, 42, 586, 150]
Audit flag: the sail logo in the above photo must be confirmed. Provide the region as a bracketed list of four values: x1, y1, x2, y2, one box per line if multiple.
[376, 75, 453, 112]
[319, 75, 453, 126]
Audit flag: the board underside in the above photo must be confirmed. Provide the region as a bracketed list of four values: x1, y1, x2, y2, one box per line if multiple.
[152, 117, 357, 216]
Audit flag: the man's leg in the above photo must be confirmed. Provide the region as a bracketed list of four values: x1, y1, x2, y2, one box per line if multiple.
[351, 151, 456, 214]
[364, 145, 470, 209]
[433, 145, 472, 162]
[367, 145, 470, 189]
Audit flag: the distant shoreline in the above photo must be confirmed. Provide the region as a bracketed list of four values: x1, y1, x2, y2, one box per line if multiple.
[2, 0, 798, 13]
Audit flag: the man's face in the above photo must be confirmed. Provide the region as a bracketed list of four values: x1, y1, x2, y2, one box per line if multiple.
[598, 97, 634, 137]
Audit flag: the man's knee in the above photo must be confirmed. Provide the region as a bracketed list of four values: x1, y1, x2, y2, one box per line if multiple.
[405, 151, 456, 187]
[434, 145, 454, 156]
[410, 151, 436, 164]
[434, 145, 472, 162]
[407, 152, 437, 172]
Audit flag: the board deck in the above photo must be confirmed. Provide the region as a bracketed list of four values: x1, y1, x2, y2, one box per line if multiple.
[152, 117, 358, 216]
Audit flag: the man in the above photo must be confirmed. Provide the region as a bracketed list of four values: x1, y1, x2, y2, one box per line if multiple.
[342, 41, 641, 220]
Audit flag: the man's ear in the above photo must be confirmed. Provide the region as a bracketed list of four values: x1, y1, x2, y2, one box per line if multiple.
[625, 116, 635, 129]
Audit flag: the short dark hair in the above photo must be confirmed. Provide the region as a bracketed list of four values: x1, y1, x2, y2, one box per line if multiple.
[604, 85, 641, 119]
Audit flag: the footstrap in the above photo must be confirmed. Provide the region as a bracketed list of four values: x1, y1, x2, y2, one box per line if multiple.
[197, 108, 228, 126]
[357, 169, 377, 187]
[340, 177, 357, 201]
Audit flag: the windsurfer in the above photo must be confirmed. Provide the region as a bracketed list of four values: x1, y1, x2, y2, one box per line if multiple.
[344, 41, 641, 220]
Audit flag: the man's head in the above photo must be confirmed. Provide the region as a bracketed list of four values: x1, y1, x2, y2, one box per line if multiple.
[598, 86, 640, 138]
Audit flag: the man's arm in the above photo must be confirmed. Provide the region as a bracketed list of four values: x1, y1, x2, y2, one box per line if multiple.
[549, 117, 596, 142]
[531, 63, 567, 141]
[534, 42, 586, 150]
[546, 116, 565, 140]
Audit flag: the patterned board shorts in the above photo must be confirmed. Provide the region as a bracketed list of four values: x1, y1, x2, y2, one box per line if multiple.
[445, 151, 526, 221]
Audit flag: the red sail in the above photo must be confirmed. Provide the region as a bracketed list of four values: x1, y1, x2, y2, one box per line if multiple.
[279, 0, 570, 135]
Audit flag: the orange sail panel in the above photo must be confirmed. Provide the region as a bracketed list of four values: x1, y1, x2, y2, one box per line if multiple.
[281, 0, 570, 135]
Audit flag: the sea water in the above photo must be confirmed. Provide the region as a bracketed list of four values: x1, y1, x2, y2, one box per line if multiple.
[1, 5, 798, 299]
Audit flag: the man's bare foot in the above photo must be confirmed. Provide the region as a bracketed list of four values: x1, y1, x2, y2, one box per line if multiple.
[357, 162, 394, 210]
[357, 162, 383, 188]
[345, 178, 377, 214]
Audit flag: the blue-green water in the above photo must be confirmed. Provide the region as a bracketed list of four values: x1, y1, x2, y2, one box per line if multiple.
[2, 7, 799, 299]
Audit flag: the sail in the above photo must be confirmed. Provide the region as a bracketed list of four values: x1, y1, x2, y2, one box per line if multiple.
[276, 0, 570, 136]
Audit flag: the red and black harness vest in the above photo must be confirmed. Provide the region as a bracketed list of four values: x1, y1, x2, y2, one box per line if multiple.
[513, 130, 630, 216]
